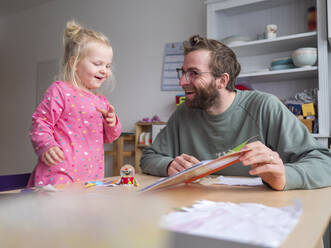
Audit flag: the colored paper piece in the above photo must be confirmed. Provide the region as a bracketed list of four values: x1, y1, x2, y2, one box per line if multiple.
[84, 179, 119, 188]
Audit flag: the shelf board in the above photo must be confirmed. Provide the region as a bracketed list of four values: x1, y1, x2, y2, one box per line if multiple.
[137, 144, 151, 148]
[312, 134, 330, 138]
[206, 0, 304, 16]
[238, 66, 317, 83]
[229, 32, 317, 57]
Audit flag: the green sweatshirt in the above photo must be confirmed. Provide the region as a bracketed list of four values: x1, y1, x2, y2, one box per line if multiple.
[140, 90, 331, 190]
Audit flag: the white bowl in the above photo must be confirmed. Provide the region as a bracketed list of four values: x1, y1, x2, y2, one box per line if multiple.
[292, 47, 317, 67]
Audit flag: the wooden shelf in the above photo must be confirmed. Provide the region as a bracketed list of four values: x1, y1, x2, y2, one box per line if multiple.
[238, 66, 318, 83]
[135, 122, 167, 172]
[230, 32, 317, 57]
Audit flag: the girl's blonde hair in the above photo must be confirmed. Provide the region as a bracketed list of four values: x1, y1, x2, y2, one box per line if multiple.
[59, 20, 113, 90]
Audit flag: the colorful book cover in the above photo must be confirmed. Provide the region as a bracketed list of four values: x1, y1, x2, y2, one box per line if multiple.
[139, 137, 257, 193]
[139, 150, 248, 193]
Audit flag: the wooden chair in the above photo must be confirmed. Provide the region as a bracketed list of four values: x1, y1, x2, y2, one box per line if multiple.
[0, 173, 31, 192]
[105, 133, 135, 176]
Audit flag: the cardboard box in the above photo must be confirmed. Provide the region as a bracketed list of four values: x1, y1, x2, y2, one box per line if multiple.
[300, 119, 314, 133]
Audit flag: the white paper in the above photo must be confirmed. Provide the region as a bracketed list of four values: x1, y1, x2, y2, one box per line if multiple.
[161, 199, 302, 248]
[217, 176, 263, 186]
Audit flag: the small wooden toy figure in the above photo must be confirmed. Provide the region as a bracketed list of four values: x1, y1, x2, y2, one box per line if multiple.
[120, 164, 138, 186]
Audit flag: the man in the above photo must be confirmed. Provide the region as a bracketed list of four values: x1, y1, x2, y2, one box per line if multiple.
[140, 35, 331, 190]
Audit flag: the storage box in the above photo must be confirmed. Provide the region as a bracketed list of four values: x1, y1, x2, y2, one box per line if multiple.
[300, 119, 314, 133]
[301, 103, 315, 117]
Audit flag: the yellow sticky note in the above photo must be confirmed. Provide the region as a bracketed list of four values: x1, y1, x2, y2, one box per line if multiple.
[302, 103, 315, 116]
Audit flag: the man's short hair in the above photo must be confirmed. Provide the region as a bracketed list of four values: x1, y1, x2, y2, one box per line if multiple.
[183, 35, 241, 91]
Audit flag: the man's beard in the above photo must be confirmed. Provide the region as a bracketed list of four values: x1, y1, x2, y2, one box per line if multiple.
[185, 80, 220, 110]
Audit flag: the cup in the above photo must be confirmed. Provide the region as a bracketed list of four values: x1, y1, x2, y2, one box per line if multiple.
[257, 33, 265, 40]
[265, 24, 277, 39]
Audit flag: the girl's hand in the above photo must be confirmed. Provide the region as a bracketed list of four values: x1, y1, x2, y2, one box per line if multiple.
[42, 146, 64, 166]
[96, 105, 117, 127]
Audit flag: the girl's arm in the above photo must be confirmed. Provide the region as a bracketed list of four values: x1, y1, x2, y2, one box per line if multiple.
[97, 96, 122, 143]
[29, 82, 64, 158]
[103, 114, 122, 143]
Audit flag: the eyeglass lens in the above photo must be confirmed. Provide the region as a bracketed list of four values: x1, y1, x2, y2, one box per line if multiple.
[176, 68, 194, 82]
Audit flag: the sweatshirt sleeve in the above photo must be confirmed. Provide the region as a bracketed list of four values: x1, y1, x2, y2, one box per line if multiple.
[100, 96, 122, 143]
[29, 82, 64, 158]
[261, 94, 331, 190]
[103, 115, 122, 143]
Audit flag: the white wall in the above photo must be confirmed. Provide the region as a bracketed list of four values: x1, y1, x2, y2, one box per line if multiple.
[0, 0, 206, 174]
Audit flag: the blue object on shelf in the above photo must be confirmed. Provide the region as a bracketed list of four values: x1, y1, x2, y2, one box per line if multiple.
[287, 104, 302, 115]
[270, 64, 295, 71]
[271, 57, 293, 67]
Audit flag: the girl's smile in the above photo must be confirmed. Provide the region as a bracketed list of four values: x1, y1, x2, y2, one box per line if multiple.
[75, 41, 113, 92]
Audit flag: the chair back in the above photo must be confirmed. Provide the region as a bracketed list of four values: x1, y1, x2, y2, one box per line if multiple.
[0, 173, 31, 192]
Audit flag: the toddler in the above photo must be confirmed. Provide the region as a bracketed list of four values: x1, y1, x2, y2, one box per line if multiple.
[28, 20, 122, 186]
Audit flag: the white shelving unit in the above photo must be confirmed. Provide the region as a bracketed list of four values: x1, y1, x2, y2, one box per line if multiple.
[230, 31, 317, 56]
[205, 0, 330, 147]
[240, 66, 318, 82]
[328, 0, 331, 45]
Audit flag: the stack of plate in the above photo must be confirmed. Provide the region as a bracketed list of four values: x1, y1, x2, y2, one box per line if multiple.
[270, 57, 295, 71]
[221, 35, 253, 46]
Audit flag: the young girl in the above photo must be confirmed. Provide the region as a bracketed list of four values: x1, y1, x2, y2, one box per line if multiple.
[28, 20, 122, 186]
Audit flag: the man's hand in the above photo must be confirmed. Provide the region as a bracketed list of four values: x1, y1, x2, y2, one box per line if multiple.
[96, 105, 117, 127]
[240, 141, 286, 191]
[168, 153, 200, 176]
[42, 146, 64, 166]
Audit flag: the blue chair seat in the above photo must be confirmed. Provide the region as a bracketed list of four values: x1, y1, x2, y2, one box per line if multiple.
[0, 173, 31, 192]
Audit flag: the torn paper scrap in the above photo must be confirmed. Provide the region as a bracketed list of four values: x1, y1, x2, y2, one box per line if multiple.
[160, 199, 302, 248]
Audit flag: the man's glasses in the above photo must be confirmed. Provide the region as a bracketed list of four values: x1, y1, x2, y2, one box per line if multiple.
[176, 68, 213, 83]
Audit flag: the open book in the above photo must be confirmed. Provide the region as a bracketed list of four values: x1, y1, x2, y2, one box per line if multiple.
[139, 137, 258, 193]
[139, 149, 249, 193]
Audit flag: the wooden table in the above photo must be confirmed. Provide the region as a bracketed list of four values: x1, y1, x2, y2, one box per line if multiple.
[1, 174, 330, 248]
[134, 174, 330, 248]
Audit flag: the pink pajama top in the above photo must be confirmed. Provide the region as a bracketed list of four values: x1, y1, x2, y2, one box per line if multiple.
[28, 81, 122, 186]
